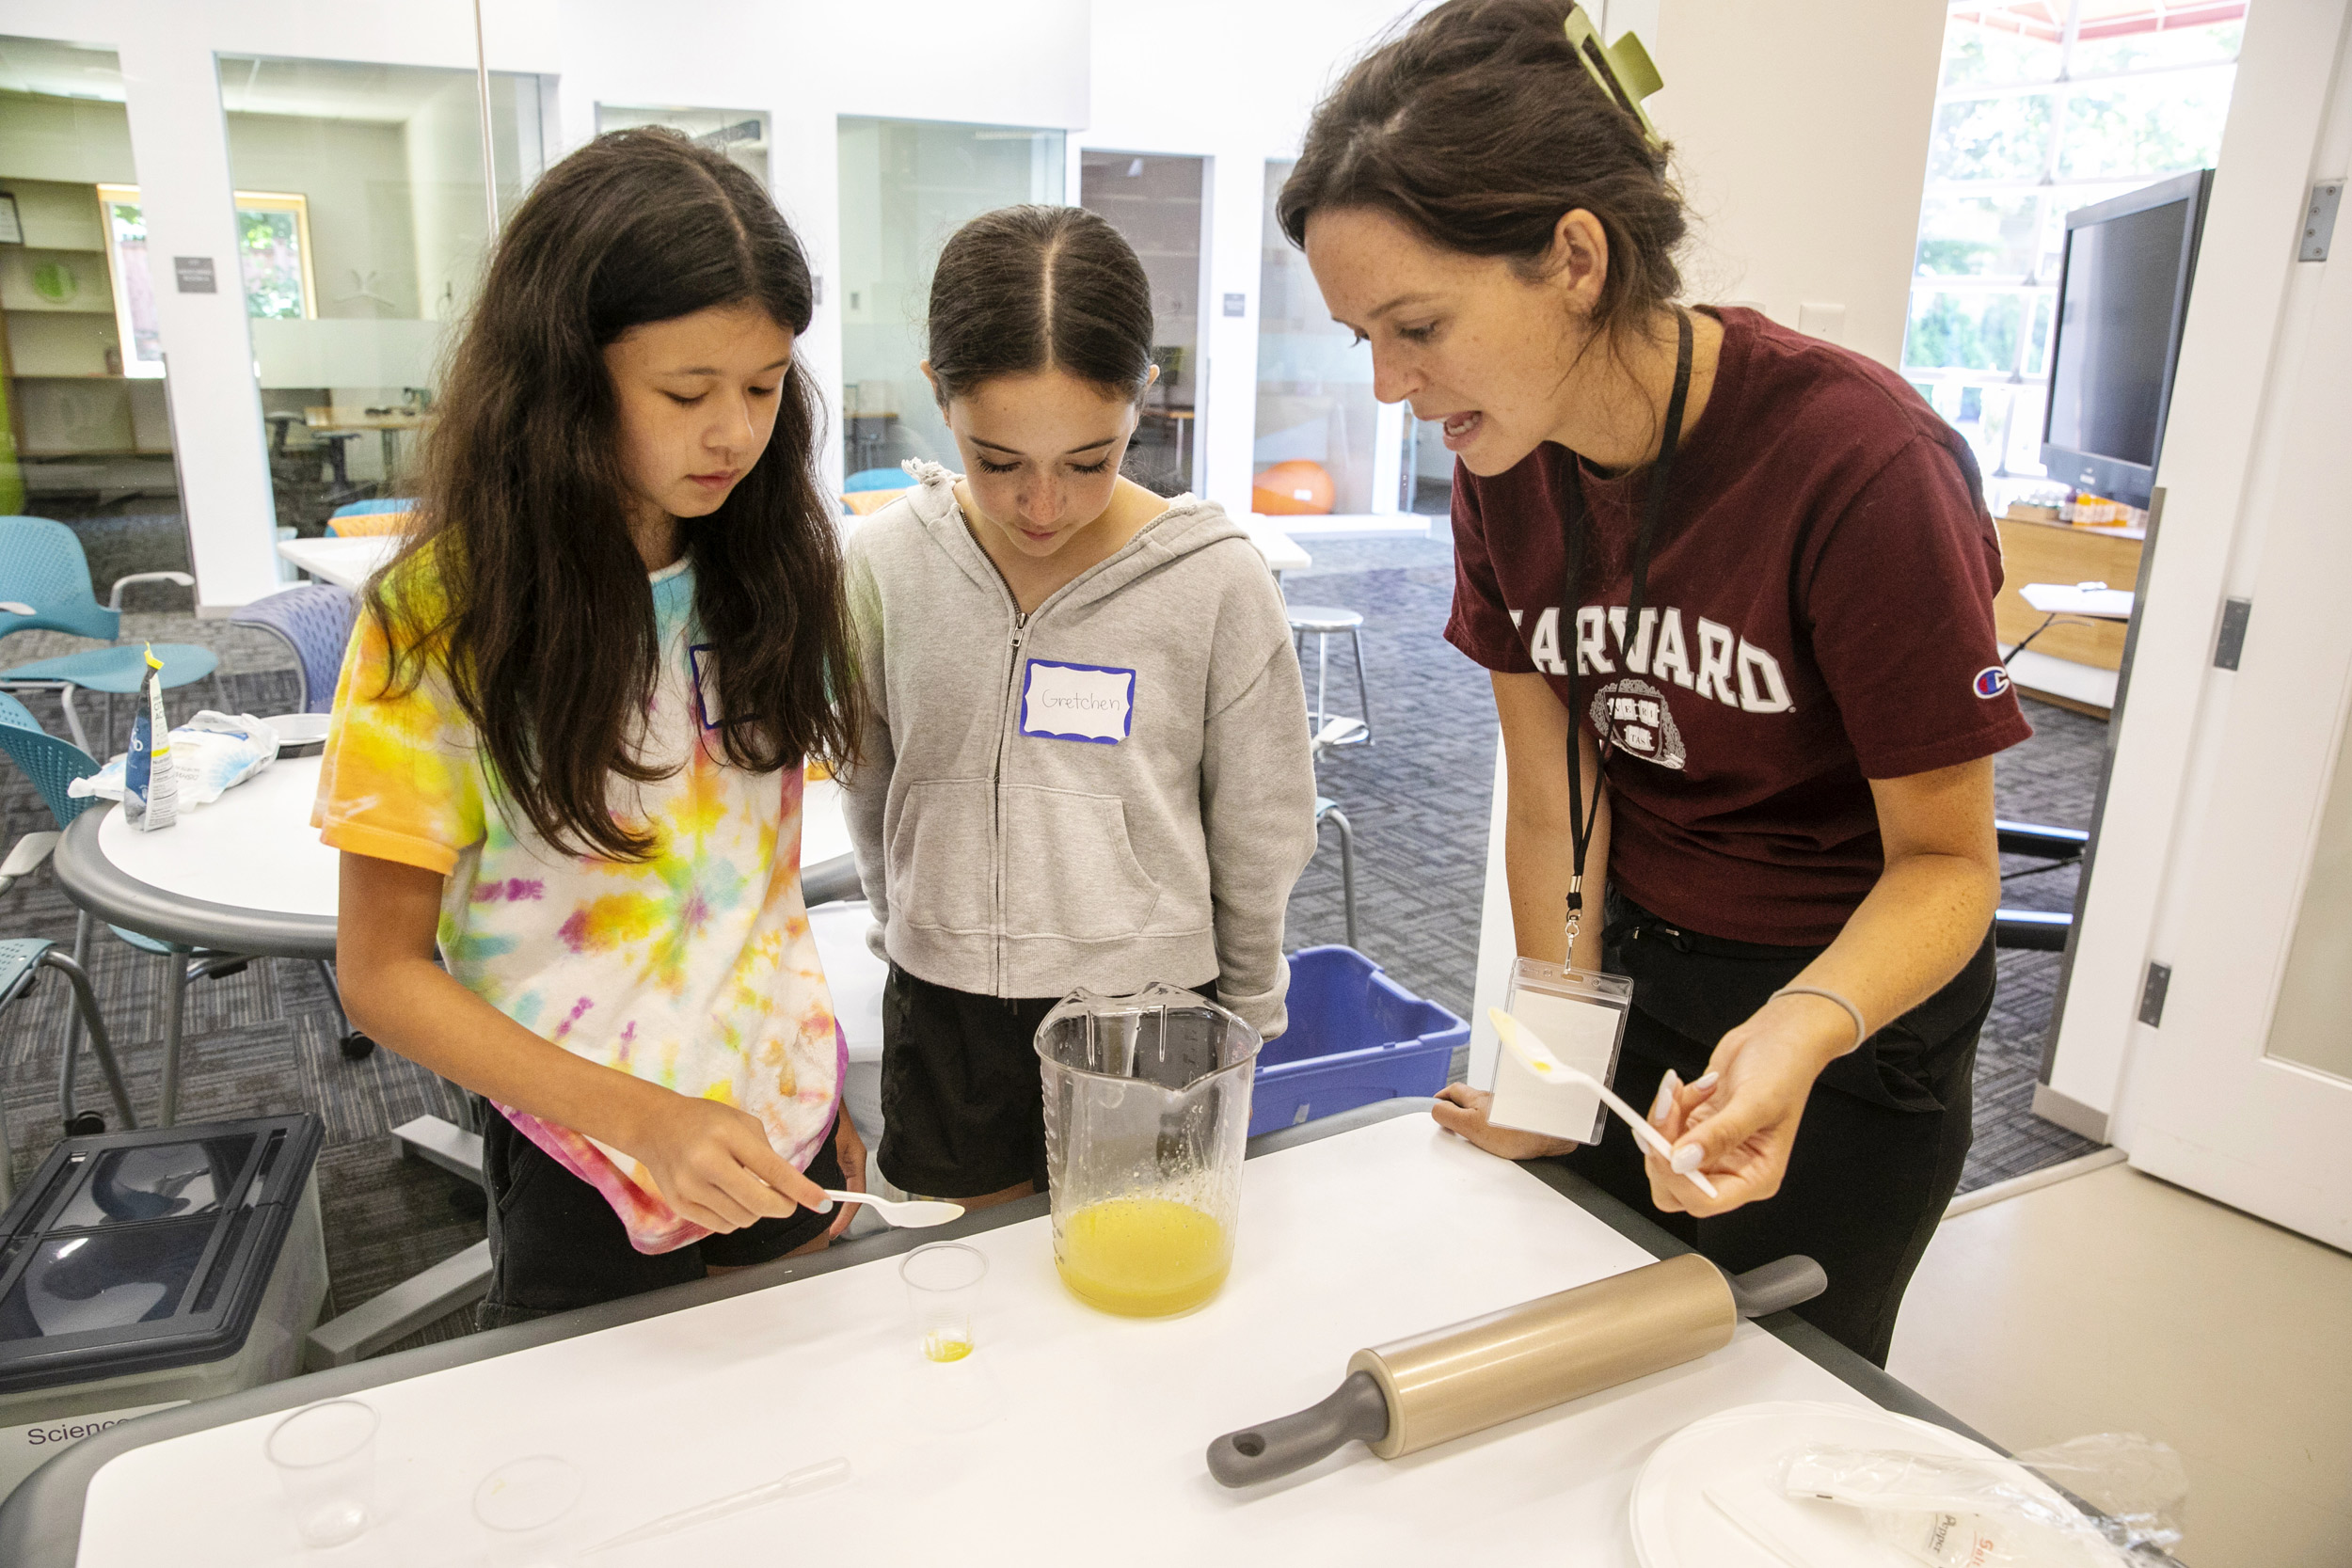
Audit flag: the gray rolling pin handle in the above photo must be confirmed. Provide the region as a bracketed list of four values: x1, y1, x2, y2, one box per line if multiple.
[1724, 1255, 1828, 1319]
[1206, 1369, 1391, 1488]
[801, 852, 863, 909]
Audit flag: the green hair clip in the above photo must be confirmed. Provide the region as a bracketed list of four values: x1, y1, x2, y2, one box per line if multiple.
[1563, 4, 1664, 147]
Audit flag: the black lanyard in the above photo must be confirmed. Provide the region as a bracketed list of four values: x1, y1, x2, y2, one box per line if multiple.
[1561, 308, 1693, 949]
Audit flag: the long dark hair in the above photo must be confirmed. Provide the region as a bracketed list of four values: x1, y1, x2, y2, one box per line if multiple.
[1278, 0, 1686, 354]
[370, 127, 859, 862]
[927, 205, 1155, 403]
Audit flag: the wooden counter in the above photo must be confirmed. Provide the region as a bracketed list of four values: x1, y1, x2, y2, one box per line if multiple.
[1994, 514, 2143, 673]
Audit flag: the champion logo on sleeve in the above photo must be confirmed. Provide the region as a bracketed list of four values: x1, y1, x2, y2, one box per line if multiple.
[1973, 666, 2011, 699]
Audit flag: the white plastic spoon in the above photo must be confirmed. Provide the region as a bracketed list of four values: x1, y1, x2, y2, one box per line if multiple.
[584, 1457, 852, 1554]
[819, 1189, 964, 1227]
[1487, 1008, 1722, 1199]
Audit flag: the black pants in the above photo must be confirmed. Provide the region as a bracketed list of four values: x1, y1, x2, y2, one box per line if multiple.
[1558, 894, 1993, 1367]
[478, 1102, 844, 1329]
[879, 966, 1219, 1200]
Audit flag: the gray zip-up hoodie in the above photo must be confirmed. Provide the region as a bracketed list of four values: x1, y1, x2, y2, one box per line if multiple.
[839, 462, 1318, 1039]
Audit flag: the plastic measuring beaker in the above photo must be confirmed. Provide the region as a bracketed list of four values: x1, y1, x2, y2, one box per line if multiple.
[1034, 983, 1262, 1317]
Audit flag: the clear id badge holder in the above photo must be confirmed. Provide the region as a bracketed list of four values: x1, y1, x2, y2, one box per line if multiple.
[1488, 958, 1633, 1144]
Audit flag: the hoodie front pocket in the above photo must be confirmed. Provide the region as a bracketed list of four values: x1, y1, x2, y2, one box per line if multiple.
[1001, 784, 1161, 942]
[887, 778, 995, 933]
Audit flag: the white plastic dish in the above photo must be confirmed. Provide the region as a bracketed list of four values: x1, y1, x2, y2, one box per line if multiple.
[263, 712, 333, 748]
[1629, 1399, 2080, 1568]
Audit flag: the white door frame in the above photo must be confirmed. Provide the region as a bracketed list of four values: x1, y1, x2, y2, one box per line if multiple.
[2065, 0, 2352, 1248]
[2043, 0, 2352, 1138]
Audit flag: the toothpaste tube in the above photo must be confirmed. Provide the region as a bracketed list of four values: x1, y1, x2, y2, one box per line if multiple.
[122, 644, 179, 832]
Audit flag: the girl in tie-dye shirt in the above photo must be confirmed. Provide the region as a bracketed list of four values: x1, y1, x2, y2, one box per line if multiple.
[318, 130, 867, 1325]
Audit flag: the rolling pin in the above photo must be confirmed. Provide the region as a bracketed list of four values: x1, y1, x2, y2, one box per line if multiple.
[1205, 1252, 1827, 1486]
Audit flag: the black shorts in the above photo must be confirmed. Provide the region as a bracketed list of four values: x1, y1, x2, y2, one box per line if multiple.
[877, 965, 1218, 1200]
[1558, 891, 1992, 1368]
[478, 1101, 844, 1329]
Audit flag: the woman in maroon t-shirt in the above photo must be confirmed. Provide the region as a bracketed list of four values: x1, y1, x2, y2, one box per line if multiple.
[1279, 0, 2030, 1365]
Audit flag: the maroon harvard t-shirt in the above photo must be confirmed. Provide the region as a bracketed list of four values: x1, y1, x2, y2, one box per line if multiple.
[1447, 308, 2031, 945]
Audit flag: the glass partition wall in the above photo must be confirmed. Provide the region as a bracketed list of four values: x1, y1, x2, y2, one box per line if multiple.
[1253, 159, 1377, 515]
[0, 38, 186, 592]
[1079, 150, 1204, 497]
[215, 55, 547, 537]
[596, 104, 770, 186]
[835, 117, 1065, 481]
[1252, 157, 1439, 519]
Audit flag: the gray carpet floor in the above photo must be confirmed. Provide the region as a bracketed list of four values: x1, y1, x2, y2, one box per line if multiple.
[1, 523, 2099, 1362]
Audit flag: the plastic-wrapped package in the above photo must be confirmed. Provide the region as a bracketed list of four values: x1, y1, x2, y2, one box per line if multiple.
[1781, 1433, 2187, 1568]
[72, 711, 282, 809]
[121, 645, 180, 831]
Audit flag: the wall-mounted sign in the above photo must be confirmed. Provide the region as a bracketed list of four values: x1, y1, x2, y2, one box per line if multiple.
[173, 256, 216, 293]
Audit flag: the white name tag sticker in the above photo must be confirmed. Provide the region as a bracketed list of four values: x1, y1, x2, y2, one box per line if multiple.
[1020, 658, 1136, 745]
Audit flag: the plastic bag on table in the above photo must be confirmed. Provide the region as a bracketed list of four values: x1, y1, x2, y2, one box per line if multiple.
[69, 710, 282, 809]
[1780, 1433, 2186, 1567]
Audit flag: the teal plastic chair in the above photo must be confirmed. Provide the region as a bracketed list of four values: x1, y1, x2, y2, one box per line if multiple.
[0, 515, 221, 756]
[0, 692, 249, 1126]
[0, 938, 135, 1203]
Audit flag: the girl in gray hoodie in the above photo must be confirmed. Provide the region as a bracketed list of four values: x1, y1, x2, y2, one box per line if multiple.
[841, 206, 1319, 1207]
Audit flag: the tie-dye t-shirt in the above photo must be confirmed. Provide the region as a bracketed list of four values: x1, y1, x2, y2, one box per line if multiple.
[312, 554, 843, 1254]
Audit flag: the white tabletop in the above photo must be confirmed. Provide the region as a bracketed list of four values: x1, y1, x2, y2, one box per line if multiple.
[2020, 580, 2134, 619]
[275, 535, 399, 591]
[801, 775, 851, 865]
[800, 774, 882, 1064]
[73, 1117, 1873, 1566]
[97, 755, 338, 920]
[1237, 515, 1311, 574]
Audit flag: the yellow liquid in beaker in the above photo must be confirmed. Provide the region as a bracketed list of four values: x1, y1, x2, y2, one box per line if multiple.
[1057, 1197, 1231, 1317]
[923, 1333, 973, 1363]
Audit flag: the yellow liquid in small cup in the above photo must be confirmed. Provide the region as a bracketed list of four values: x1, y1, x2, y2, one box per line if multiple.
[923, 1333, 973, 1363]
[1057, 1196, 1231, 1317]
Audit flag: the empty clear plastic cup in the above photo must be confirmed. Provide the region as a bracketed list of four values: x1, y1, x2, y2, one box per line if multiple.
[265, 1399, 378, 1547]
[901, 1242, 987, 1363]
[474, 1454, 583, 1564]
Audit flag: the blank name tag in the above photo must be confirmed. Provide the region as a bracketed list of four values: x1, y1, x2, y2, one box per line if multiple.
[1020, 658, 1136, 745]
[1489, 958, 1631, 1145]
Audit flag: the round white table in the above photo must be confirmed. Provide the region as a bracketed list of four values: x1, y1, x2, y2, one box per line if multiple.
[273, 534, 400, 592]
[56, 758, 886, 1066]
[50, 752, 892, 1362]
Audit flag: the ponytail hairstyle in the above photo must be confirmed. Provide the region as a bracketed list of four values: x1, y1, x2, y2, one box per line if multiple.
[370, 126, 860, 862]
[1278, 0, 1688, 358]
[926, 204, 1156, 404]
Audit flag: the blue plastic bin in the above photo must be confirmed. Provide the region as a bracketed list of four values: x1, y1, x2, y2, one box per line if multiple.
[1251, 946, 1469, 1135]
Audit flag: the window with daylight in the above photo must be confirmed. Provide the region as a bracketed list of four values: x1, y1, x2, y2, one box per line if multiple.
[1903, 1, 2242, 507]
[233, 192, 316, 320]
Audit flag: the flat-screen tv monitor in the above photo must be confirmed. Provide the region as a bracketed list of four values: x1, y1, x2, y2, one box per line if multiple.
[2042, 167, 2215, 511]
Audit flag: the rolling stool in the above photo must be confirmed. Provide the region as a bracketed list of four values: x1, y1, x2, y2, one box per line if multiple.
[1288, 604, 1372, 746]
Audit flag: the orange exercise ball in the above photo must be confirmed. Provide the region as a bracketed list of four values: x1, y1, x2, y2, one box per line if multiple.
[1252, 460, 1336, 515]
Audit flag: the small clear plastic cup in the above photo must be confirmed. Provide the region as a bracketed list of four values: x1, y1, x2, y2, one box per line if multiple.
[473, 1453, 583, 1565]
[901, 1242, 987, 1363]
[265, 1399, 378, 1548]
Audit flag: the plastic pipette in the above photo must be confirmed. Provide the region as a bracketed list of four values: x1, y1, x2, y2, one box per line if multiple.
[1488, 1007, 1721, 1198]
[583, 1457, 851, 1555]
